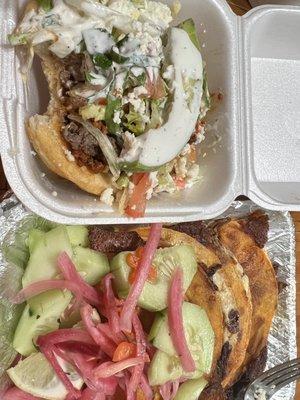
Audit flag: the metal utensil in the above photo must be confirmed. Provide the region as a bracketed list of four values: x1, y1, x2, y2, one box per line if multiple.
[244, 359, 300, 399]
[249, 0, 300, 6]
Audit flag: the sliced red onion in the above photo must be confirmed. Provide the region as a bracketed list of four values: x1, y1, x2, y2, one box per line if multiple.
[13, 279, 100, 307]
[80, 304, 115, 357]
[127, 314, 147, 400]
[57, 342, 101, 357]
[120, 223, 162, 332]
[93, 356, 147, 379]
[168, 268, 196, 373]
[103, 273, 121, 334]
[3, 387, 42, 400]
[159, 380, 180, 400]
[58, 252, 101, 306]
[61, 295, 83, 322]
[140, 374, 153, 400]
[81, 388, 105, 400]
[39, 345, 80, 399]
[37, 329, 95, 348]
[97, 323, 125, 345]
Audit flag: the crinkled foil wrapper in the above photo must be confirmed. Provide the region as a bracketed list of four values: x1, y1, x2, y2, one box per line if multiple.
[0, 197, 296, 399]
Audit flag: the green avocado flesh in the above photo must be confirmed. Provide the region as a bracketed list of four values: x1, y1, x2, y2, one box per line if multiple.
[148, 302, 214, 386]
[13, 226, 108, 356]
[118, 161, 159, 173]
[177, 18, 200, 50]
[110, 245, 197, 312]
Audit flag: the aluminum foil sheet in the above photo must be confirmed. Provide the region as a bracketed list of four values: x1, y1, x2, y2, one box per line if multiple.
[0, 197, 296, 399]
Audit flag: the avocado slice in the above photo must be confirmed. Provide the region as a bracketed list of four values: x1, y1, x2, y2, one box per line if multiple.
[118, 27, 203, 171]
[150, 302, 215, 375]
[177, 18, 200, 50]
[13, 226, 109, 356]
[110, 245, 197, 312]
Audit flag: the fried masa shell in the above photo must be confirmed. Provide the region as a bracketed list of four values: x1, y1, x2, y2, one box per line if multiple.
[218, 218, 278, 374]
[134, 227, 252, 387]
[26, 48, 110, 196]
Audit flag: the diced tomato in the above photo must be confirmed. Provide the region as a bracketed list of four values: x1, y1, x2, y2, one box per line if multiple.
[132, 173, 146, 185]
[126, 247, 157, 284]
[125, 174, 151, 218]
[174, 177, 186, 190]
[129, 269, 137, 285]
[145, 75, 166, 100]
[112, 341, 136, 362]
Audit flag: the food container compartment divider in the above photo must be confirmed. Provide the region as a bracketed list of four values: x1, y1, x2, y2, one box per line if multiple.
[1, 0, 300, 224]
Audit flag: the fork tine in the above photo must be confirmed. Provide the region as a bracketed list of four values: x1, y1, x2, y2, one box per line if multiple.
[272, 370, 300, 388]
[258, 359, 300, 384]
[266, 371, 300, 398]
[262, 361, 300, 385]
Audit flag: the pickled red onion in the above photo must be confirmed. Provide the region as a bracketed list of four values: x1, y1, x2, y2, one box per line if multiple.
[80, 304, 115, 357]
[57, 252, 101, 306]
[81, 388, 105, 400]
[37, 329, 95, 347]
[120, 223, 162, 332]
[103, 273, 121, 334]
[13, 280, 100, 307]
[127, 314, 147, 399]
[168, 268, 196, 373]
[93, 356, 148, 379]
[39, 345, 80, 399]
[3, 387, 42, 400]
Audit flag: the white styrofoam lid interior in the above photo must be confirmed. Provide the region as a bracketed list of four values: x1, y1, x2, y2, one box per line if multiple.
[244, 6, 300, 208]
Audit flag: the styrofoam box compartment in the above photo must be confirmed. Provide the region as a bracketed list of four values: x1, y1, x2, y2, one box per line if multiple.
[1, 0, 300, 224]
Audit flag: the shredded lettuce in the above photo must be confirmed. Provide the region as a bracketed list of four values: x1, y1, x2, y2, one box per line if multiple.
[105, 97, 122, 134]
[93, 53, 113, 70]
[123, 105, 146, 136]
[148, 99, 164, 129]
[123, 70, 146, 91]
[115, 174, 130, 189]
[69, 114, 120, 179]
[8, 33, 29, 46]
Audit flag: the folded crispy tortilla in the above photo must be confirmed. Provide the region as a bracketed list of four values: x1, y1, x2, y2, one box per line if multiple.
[27, 48, 110, 195]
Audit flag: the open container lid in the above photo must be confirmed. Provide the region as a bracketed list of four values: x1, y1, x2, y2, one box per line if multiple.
[0, 0, 300, 224]
[242, 5, 300, 210]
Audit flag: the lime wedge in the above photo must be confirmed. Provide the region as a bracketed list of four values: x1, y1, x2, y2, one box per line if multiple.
[7, 352, 83, 400]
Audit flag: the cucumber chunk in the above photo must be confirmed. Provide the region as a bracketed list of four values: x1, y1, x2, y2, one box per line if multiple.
[13, 294, 71, 357]
[22, 226, 73, 287]
[150, 302, 215, 375]
[27, 229, 45, 253]
[110, 245, 197, 311]
[66, 226, 89, 247]
[174, 377, 207, 400]
[148, 350, 203, 386]
[73, 246, 110, 285]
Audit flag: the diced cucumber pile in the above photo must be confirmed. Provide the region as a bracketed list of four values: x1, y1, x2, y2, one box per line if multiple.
[13, 225, 109, 356]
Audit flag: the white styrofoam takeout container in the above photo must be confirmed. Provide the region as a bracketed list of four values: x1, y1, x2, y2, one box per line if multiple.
[1, 0, 300, 224]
